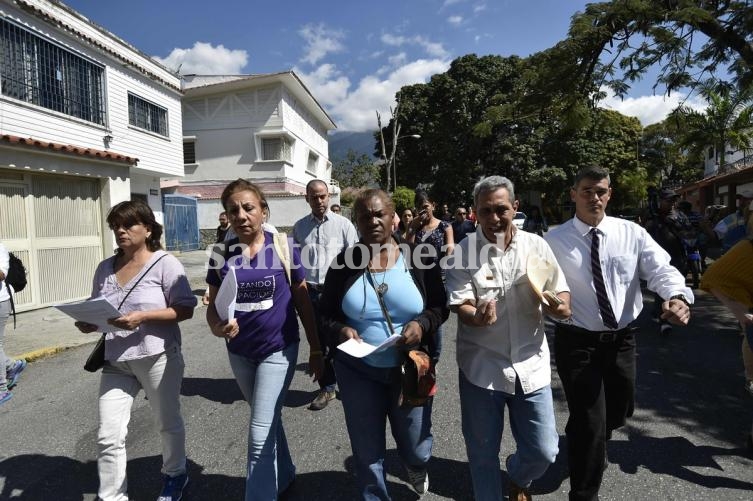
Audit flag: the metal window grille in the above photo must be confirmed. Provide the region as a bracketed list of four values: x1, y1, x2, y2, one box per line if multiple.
[307, 152, 318, 172]
[0, 18, 106, 125]
[261, 137, 291, 161]
[183, 140, 196, 164]
[128, 93, 168, 136]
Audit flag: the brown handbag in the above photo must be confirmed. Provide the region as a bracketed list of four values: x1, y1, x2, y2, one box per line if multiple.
[367, 270, 437, 407]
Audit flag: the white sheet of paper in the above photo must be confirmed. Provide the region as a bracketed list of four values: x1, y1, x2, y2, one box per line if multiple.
[526, 255, 560, 307]
[337, 333, 403, 358]
[54, 296, 124, 333]
[214, 267, 238, 322]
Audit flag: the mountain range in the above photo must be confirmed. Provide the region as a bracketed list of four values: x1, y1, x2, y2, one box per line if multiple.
[328, 131, 378, 163]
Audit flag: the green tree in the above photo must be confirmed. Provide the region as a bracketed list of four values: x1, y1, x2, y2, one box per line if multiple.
[562, 1, 753, 97]
[672, 81, 753, 172]
[391, 186, 416, 214]
[332, 149, 381, 189]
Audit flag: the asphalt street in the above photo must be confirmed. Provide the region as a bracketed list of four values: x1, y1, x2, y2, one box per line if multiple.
[1, 273, 752, 499]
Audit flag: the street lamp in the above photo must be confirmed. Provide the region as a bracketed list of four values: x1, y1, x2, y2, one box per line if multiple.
[391, 134, 421, 192]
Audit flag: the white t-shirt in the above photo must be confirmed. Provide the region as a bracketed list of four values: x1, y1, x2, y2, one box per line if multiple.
[0, 243, 10, 302]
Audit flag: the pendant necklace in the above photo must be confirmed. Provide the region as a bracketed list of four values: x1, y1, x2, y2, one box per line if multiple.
[368, 266, 388, 296]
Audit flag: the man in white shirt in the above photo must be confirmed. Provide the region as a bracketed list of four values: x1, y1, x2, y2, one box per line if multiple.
[545, 166, 692, 501]
[446, 176, 571, 501]
[293, 180, 358, 410]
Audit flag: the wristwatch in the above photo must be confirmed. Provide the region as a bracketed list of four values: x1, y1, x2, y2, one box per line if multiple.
[669, 294, 690, 307]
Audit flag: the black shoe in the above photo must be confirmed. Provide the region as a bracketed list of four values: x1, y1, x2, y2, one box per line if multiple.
[308, 390, 336, 410]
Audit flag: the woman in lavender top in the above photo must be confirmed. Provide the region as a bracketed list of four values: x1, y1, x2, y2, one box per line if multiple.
[205, 179, 323, 500]
[75, 200, 196, 501]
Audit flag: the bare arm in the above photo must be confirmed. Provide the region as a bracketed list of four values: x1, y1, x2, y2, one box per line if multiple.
[205, 285, 238, 339]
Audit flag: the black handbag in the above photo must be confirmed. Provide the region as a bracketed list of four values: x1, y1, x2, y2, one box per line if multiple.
[84, 254, 167, 372]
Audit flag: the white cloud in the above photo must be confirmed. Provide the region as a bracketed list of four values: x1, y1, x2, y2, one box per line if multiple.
[473, 3, 487, 13]
[448, 15, 463, 25]
[599, 91, 706, 126]
[380, 33, 448, 59]
[298, 24, 345, 66]
[299, 58, 450, 131]
[154, 42, 248, 74]
[442, 0, 466, 7]
[388, 52, 408, 66]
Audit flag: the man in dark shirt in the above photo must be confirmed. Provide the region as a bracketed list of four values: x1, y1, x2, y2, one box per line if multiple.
[451, 206, 475, 243]
[215, 211, 231, 243]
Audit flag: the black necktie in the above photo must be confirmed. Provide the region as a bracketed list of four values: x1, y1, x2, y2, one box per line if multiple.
[590, 228, 618, 329]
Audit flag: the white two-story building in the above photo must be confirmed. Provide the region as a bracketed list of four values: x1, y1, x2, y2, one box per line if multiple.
[161, 72, 337, 240]
[0, 0, 184, 311]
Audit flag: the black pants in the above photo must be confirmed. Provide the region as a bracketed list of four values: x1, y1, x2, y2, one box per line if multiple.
[308, 285, 337, 390]
[554, 324, 636, 501]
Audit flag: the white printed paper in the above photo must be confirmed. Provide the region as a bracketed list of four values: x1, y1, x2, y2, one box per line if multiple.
[337, 333, 403, 358]
[54, 297, 124, 333]
[214, 267, 238, 322]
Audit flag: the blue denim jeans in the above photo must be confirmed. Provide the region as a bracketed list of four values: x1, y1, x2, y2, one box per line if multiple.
[335, 353, 433, 501]
[459, 370, 558, 501]
[228, 342, 298, 501]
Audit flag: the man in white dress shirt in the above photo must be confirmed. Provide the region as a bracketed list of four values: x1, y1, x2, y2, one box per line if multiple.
[293, 179, 358, 410]
[446, 176, 571, 501]
[545, 166, 692, 501]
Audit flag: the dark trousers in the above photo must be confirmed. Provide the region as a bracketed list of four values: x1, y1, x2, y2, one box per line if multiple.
[554, 324, 636, 501]
[308, 285, 337, 391]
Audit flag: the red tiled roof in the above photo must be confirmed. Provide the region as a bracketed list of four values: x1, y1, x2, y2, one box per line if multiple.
[0, 134, 138, 164]
[167, 182, 307, 200]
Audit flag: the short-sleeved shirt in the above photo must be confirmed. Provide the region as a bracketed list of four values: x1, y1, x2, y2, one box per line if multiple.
[293, 211, 358, 285]
[206, 232, 306, 359]
[90, 250, 198, 361]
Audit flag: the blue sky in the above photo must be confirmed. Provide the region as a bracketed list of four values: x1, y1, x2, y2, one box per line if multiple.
[65, 0, 703, 131]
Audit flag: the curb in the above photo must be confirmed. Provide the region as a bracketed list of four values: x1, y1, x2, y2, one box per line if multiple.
[15, 345, 71, 363]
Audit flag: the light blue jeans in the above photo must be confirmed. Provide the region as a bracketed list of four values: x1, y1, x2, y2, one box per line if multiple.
[335, 353, 433, 501]
[228, 342, 298, 501]
[459, 370, 558, 501]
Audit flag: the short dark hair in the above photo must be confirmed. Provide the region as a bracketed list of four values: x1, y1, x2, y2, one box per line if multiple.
[220, 179, 268, 212]
[574, 165, 611, 187]
[306, 179, 328, 194]
[107, 200, 163, 254]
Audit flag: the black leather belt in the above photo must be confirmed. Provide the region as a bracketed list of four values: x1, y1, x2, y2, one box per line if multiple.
[556, 322, 637, 342]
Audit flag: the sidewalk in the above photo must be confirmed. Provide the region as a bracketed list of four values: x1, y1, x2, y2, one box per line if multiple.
[4, 249, 210, 362]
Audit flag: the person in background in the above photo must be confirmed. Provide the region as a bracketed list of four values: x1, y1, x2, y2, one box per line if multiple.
[407, 190, 454, 363]
[700, 237, 753, 449]
[451, 206, 475, 243]
[0, 243, 26, 406]
[545, 166, 692, 501]
[330, 204, 342, 214]
[293, 179, 358, 410]
[216, 211, 231, 243]
[446, 176, 570, 501]
[678, 200, 713, 270]
[522, 206, 548, 236]
[320, 189, 448, 499]
[206, 180, 323, 500]
[714, 189, 753, 252]
[467, 206, 477, 224]
[644, 188, 693, 334]
[440, 203, 453, 222]
[398, 208, 416, 241]
[75, 200, 197, 501]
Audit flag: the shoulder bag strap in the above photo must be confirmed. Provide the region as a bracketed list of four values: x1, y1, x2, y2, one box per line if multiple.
[365, 271, 396, 335]
[117, 253, 168, 310]
[272, 232, 292, 284]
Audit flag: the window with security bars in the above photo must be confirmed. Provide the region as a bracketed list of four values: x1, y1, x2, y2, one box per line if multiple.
[128, 93, 168, 137]
[183, 140, 196, 164]
[307, 151, 318, 173]
[261, 137, 292, 161]
[0, 18, 106, 125]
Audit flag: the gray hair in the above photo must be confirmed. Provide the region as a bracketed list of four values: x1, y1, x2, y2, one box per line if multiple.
[473, 176, 515, 206]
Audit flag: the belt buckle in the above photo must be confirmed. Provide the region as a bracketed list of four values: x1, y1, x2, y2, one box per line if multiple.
[598, 332, 617, 342]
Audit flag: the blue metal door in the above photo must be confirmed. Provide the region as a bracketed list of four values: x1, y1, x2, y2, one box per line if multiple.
[163, 195, 200, 251]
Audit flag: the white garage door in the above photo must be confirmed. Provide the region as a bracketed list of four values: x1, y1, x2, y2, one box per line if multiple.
[0, 170, 103, 311]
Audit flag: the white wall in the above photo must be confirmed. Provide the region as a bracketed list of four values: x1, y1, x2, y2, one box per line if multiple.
[0, 1, 183, 178]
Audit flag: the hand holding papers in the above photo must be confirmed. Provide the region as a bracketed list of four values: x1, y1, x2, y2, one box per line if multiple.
[526, 255, 564, 307]
[214, 267, 238, 322]
[55, 297, 124, 333]
[337, 333, 403, 358]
